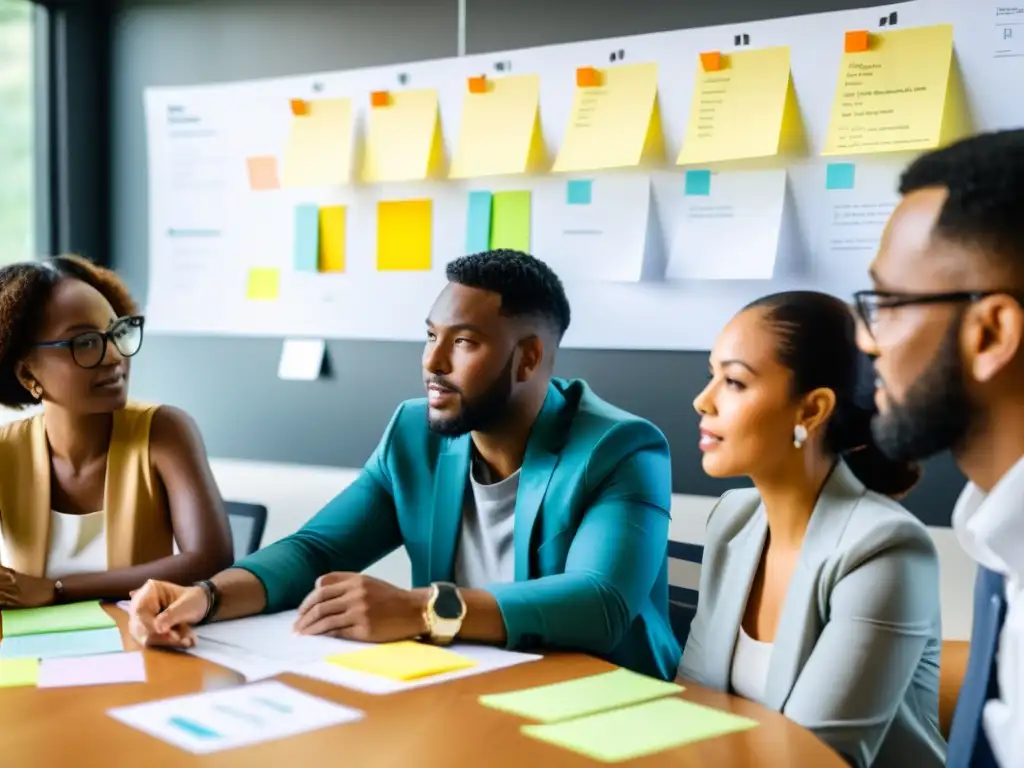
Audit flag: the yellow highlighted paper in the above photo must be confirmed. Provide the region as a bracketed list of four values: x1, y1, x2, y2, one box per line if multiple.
[450, 74, 546, 178]
[281, 98, 354, 187]
[245, 267, 280, 300]
[823, 24, 963, 155]
[362, 89, 443, 182]
[326, 641, 476, 681]
[318, 206, 346, 273]
[377, 199, 432, 271]
[677, 46, 802, 164]
[553, 62, 663, 172]
[0, 658, 40, 688]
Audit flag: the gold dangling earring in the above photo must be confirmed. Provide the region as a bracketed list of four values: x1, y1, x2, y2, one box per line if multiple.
[30, 383, 42, 399]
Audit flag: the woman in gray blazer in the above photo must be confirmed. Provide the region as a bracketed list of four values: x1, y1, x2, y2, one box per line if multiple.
[679, 291, 945, 768]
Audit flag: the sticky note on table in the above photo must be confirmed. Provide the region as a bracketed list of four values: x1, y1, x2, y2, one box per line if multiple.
[823, 24, 962, 155]
[377, 199, 432, 271]
[326, 641, 476, 681]
[490, 191, 531, 252]
[826, 162, 856, 190]
[466, 191, 493, 253]
[246, 156, 280, 191]
[293, 204, 319, 272]
[1, 600, 115, 637]
[38, 651, 146, 689]
[318, 206, 346, 273]
[362, 89, 443, 182]
[450, 74, 545, 178]
[245, 267, 279, 300]
[521, 697, 759, 762]
[281, 98, 354, 187]
[479, 667, 683, 723]
[684, 170, 712, 196]
[566, 179, 592, 205]
[0, 657, 39, 688]
[553, 62, 663, 172]
[0, 627, 124, 659]
[677, 45, 801, 164]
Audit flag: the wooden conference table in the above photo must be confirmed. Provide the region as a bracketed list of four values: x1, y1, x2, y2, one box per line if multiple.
[1, 606, 845, 767]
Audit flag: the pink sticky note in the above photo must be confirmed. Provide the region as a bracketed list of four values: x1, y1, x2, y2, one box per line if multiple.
[37, 651, 147, 688]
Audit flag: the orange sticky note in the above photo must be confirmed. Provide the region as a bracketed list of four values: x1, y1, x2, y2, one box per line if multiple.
[576, 67, 601, 87]
[290, 99, 308, 116]
[468, 75, 487, 94]
[699, 51, 722, 72]
[246, 156, 280, 191]
[845, 30, 870, 53]
[371, 90, 390, 107]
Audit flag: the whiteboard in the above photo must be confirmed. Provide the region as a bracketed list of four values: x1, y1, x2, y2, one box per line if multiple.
[142, 0, 1023, 350]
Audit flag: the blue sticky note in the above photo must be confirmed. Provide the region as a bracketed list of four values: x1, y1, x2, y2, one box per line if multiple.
[0, 627, 124, 659]
[293, 204, 319, 272]
[826, 163, 856, 190]
[566, 180, 593, 205]
[684, 170, 712, 196]
[466, 191, 492, 254]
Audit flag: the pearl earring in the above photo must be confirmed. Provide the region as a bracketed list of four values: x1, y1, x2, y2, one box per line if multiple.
[793, 424, 808, 449]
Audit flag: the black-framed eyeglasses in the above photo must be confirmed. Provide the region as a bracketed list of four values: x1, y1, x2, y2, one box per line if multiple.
[852, 290, 1011, 338]
[34, 315, 145, 369]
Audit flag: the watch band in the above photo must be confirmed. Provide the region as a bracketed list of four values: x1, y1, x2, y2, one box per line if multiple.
[52, 579, 65, 604]
[424, 581, 466, 645]
[194, 579, 220, 625]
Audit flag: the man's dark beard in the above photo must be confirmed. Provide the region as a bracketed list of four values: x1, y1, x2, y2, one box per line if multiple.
[427, 353, 515, 436]
[871, 317, 974, 462]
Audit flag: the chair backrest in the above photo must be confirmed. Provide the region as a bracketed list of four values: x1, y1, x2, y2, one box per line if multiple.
[224, 501, 268, 560]
[667, 541, 704, 648]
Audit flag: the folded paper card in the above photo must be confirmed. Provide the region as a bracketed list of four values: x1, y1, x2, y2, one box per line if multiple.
[0, 627, 125, 660]
[521, 697, 759, 762]
[1, 601, 116, 637]
[479, 667, 682, 723]
[0, 657, 40, 688]
[325, 641, 476, 681]
[38, 651, 147, 689]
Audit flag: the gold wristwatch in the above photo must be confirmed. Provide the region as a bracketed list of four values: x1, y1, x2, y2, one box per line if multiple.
[423, 581, 466, 645]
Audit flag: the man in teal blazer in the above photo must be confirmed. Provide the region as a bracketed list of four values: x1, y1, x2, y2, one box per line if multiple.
[126, 250, 681, 681]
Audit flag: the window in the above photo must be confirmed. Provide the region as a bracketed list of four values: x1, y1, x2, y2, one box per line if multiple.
[0, 0, 34, 265]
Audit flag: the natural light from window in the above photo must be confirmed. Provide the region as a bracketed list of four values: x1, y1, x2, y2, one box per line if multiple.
[0, 0, 33, 265]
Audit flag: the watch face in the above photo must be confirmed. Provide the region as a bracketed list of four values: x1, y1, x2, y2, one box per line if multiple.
[434, 585, 464, 619]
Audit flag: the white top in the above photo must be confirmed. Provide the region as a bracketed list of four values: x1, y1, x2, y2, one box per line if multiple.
[730, 625, 773, 704]
[453, 456, 519, 589]
[44, 510, 108, 580]
[952, 456, 1024, 768]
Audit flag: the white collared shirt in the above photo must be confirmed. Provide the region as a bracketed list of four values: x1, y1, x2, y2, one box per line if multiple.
[952, 456, 1024, 768]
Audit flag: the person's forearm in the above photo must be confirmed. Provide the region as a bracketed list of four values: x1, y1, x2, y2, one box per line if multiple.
[208, 567, 268, 621]
[454, 589, 507, 645]
[60, 551, 233, 602]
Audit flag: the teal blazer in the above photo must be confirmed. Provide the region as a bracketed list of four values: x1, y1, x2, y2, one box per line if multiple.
[237, 378, 681, 680]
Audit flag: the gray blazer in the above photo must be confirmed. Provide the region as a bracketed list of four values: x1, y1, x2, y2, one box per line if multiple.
[678, 461, 946, 768]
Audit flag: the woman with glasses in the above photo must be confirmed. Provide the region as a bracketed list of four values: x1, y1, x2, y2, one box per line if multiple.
[678, 290, 945, 768]
[0, 255, 233, 608]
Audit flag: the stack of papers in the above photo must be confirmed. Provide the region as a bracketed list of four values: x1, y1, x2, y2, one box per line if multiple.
[0, 601, 124, 660]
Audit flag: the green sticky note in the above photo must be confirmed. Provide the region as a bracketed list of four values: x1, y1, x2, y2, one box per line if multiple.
[0, 657, 40, 688]
[521, 697, 759, 762]
[480, 668, 682, 722]
[1, 601, 116, 637]
[489, 191, 531, 252]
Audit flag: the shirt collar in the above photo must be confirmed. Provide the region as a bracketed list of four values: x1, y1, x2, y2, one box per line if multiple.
[953, 455, 1024, 582]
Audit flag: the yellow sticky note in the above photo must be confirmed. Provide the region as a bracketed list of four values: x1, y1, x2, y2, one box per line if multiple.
[377, 199, 432, 271]
[823, 24, 962, 155]
[0, 657, 40, 688]
[677, 46, 803, 164]
[245, 267, 279, 300]
[326, 641, 476, 681]
[553, 62, 663, 172]
[281, 98, 354, 187]
[450, 74, 546, 178]
[318, 206, 346, 273]
[362, 89, 443, 182]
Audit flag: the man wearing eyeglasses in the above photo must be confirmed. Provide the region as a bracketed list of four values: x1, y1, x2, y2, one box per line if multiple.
[855, 129, 1024, 768]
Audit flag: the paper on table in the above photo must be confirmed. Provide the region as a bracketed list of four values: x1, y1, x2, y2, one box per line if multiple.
[677, 46, 802, 164]
[489, 191, 531, 252]
[521, 697, 759, 762]
[38, 651, 146, 689]
[0, 657, 40, 687]
[553, 62, 662, 172]
[667, 168, 788, 280]
[377, 199, 432, 271]
[479, 667, 682, 723]
[1, 600, 116, 637]
[450, 74, 545, 178]
[0, 627, 125, 660]
[362, 89, 443, 182]
[281, 98, 354, 187]
[325, 641, 476, 681]
[823, 24, 964, 155]
[108, 680, 363, 755]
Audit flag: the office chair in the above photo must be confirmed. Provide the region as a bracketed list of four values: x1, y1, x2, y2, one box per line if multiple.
[224, 501, 268, 560]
